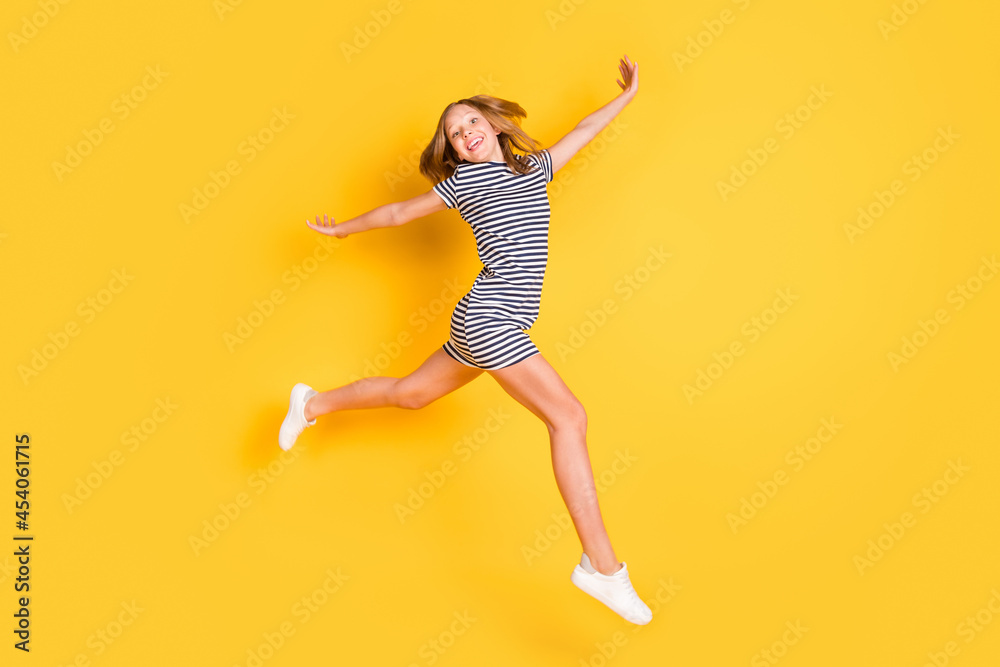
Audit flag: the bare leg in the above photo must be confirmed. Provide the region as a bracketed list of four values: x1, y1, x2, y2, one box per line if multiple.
[304, 348, 484, 421]
[487, 353, 620, 576]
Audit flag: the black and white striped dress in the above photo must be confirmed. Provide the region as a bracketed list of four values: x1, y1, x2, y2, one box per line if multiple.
[432, 149, 554, 370]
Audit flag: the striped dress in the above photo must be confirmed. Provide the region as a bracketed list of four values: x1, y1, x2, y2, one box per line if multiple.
[432, 149, 554, 370]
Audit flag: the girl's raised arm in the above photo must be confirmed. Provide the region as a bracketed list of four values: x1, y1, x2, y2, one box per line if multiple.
[547, 54, 638, 174]
[306, 189, 447, 238]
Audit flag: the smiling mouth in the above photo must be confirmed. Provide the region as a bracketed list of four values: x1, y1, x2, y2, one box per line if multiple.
[467, 136, 483, 151]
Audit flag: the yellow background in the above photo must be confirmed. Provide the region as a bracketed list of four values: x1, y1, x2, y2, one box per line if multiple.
[3, 0, 999, 664]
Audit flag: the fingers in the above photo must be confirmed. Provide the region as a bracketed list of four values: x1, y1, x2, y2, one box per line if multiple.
[305, 215, 337, 237]
[616, 54, 637, 89]
[307, 214, 335, 226]
[616, 54, 637, 93]
[305, 218, 336, 236]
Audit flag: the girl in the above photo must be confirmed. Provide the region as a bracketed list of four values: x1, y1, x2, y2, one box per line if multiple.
[279, 55, 651, 625]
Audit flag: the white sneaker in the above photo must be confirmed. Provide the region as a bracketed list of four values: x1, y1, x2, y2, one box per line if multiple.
[570, 552, 653, 625]
[278, 383, 318, 451]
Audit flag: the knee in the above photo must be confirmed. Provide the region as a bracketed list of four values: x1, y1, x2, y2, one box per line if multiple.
[549, 400, 587, 435]
[393, 379, 430, 410]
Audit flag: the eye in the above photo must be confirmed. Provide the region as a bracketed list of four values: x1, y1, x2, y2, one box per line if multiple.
[451, 117, 478, 139]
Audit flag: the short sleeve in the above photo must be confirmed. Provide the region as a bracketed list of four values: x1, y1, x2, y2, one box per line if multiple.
[534, 149, 553, 184]
[432, 173, 458, 209]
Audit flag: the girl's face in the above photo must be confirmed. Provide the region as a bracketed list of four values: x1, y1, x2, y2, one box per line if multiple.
[445, 104, 503, 163]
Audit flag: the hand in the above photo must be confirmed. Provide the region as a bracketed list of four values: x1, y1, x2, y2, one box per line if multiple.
[306, 213, 343, 237]
[616, 54, 638, 100]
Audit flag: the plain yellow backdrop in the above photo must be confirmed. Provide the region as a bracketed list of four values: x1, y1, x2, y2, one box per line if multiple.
[2, 0, 999, 665]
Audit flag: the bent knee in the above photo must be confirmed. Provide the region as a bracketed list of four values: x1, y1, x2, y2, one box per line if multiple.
[549, 400, 587, 433]
[398, 395, 432, 410]
[393, 380, 432, 410]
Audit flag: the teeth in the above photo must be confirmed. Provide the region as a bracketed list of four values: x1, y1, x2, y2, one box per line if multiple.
[469, 137, 481, 149]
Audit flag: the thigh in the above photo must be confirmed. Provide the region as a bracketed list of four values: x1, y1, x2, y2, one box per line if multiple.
[393, 347, 484, 408]
[487, 353, 584, 430]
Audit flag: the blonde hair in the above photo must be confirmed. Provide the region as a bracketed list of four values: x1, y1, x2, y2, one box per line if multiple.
[419, 95, 544, 184]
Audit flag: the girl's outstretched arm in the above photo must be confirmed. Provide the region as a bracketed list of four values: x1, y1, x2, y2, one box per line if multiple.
[306, 189, 447, 238]
[547, 54, 638, 174]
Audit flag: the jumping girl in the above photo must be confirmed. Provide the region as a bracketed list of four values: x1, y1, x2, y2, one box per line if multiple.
[279, 54, 651, 625]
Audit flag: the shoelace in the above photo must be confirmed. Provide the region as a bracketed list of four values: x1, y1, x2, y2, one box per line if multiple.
[614, 567, 646, 610]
